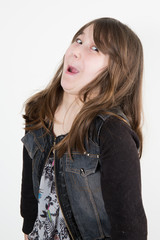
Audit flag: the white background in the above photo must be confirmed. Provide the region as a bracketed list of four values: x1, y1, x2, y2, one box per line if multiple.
[0, 0, 160, 239]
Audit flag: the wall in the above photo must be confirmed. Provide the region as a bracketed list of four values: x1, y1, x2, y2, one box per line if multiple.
[0, 0, 159, 239]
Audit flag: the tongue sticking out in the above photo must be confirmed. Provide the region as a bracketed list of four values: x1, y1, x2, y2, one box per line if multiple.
[68, 66, 79, 74]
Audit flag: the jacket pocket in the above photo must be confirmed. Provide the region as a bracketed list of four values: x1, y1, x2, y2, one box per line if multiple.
[65, 152, 99, 177]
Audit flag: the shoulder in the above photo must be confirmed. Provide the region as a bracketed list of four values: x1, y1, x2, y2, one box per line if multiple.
[99, 116, 141, 191]
[100, 116, 140, 155]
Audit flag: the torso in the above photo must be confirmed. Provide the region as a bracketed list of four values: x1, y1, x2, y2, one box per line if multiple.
[28, 154, 71, 240]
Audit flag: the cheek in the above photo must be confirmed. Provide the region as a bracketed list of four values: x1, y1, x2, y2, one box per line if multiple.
[65, 47, 71, 56]
[64, 52, 69, 64]
[84, 62, 102, 79]
[64, 47, 72, 62]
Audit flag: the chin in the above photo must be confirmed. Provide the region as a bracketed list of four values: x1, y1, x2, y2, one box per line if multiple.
[63, 87, 79, 96]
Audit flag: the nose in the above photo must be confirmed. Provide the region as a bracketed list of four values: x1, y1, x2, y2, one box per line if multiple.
[72, 46, 81, 59]
[73, 51, 80, 59]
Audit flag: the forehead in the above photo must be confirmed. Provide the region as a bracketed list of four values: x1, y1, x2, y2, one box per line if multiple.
[78, 25, 94, 38]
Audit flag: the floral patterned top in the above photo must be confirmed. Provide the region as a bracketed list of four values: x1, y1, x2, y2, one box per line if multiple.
[28, 153, 70, 240]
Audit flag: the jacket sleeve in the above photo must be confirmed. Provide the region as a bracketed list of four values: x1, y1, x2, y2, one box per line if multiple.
[20, 145, 38, 234]
[99, 117, 147, 240]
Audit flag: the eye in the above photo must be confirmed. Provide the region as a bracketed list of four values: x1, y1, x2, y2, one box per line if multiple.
[91, 46, 99, 52]
[76, 38, 82, 44]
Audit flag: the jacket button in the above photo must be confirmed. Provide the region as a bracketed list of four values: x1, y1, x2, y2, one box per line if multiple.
[80, 168, 85, 175]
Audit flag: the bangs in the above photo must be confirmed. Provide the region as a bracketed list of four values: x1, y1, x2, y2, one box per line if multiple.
[93, 18, 126, 61]
[93, 21, 111, 55]
[71, 18, 122, 58]
[71, 19, 112, 55]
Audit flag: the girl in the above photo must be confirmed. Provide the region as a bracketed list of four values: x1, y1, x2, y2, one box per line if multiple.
[21, 17, 147, 240]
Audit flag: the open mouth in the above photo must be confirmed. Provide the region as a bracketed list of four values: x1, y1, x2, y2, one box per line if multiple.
[67, 65, 79, 74]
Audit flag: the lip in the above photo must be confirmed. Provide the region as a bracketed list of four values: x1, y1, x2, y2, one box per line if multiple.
[66, 65, 80, 75]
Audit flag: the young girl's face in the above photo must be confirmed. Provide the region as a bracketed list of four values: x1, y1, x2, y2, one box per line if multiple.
[61, 25, 109, 96]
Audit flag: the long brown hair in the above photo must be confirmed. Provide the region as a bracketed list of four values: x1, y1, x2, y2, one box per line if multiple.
[23, 17, 144, 157]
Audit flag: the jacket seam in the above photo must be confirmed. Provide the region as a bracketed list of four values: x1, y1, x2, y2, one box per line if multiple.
[84, 177, 105, 238]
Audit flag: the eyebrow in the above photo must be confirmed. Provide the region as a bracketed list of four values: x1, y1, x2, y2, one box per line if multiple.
[78, 31, 85, 36]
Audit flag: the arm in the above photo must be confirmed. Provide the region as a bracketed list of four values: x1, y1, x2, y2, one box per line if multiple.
[100, 117, 147, 240]
[24, 234, 28, 240]
[20, 145, 38, 234]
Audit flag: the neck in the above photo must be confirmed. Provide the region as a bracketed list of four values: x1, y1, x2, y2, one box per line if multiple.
[53, 92, 83, 136]
[60, 92, 83, 112]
